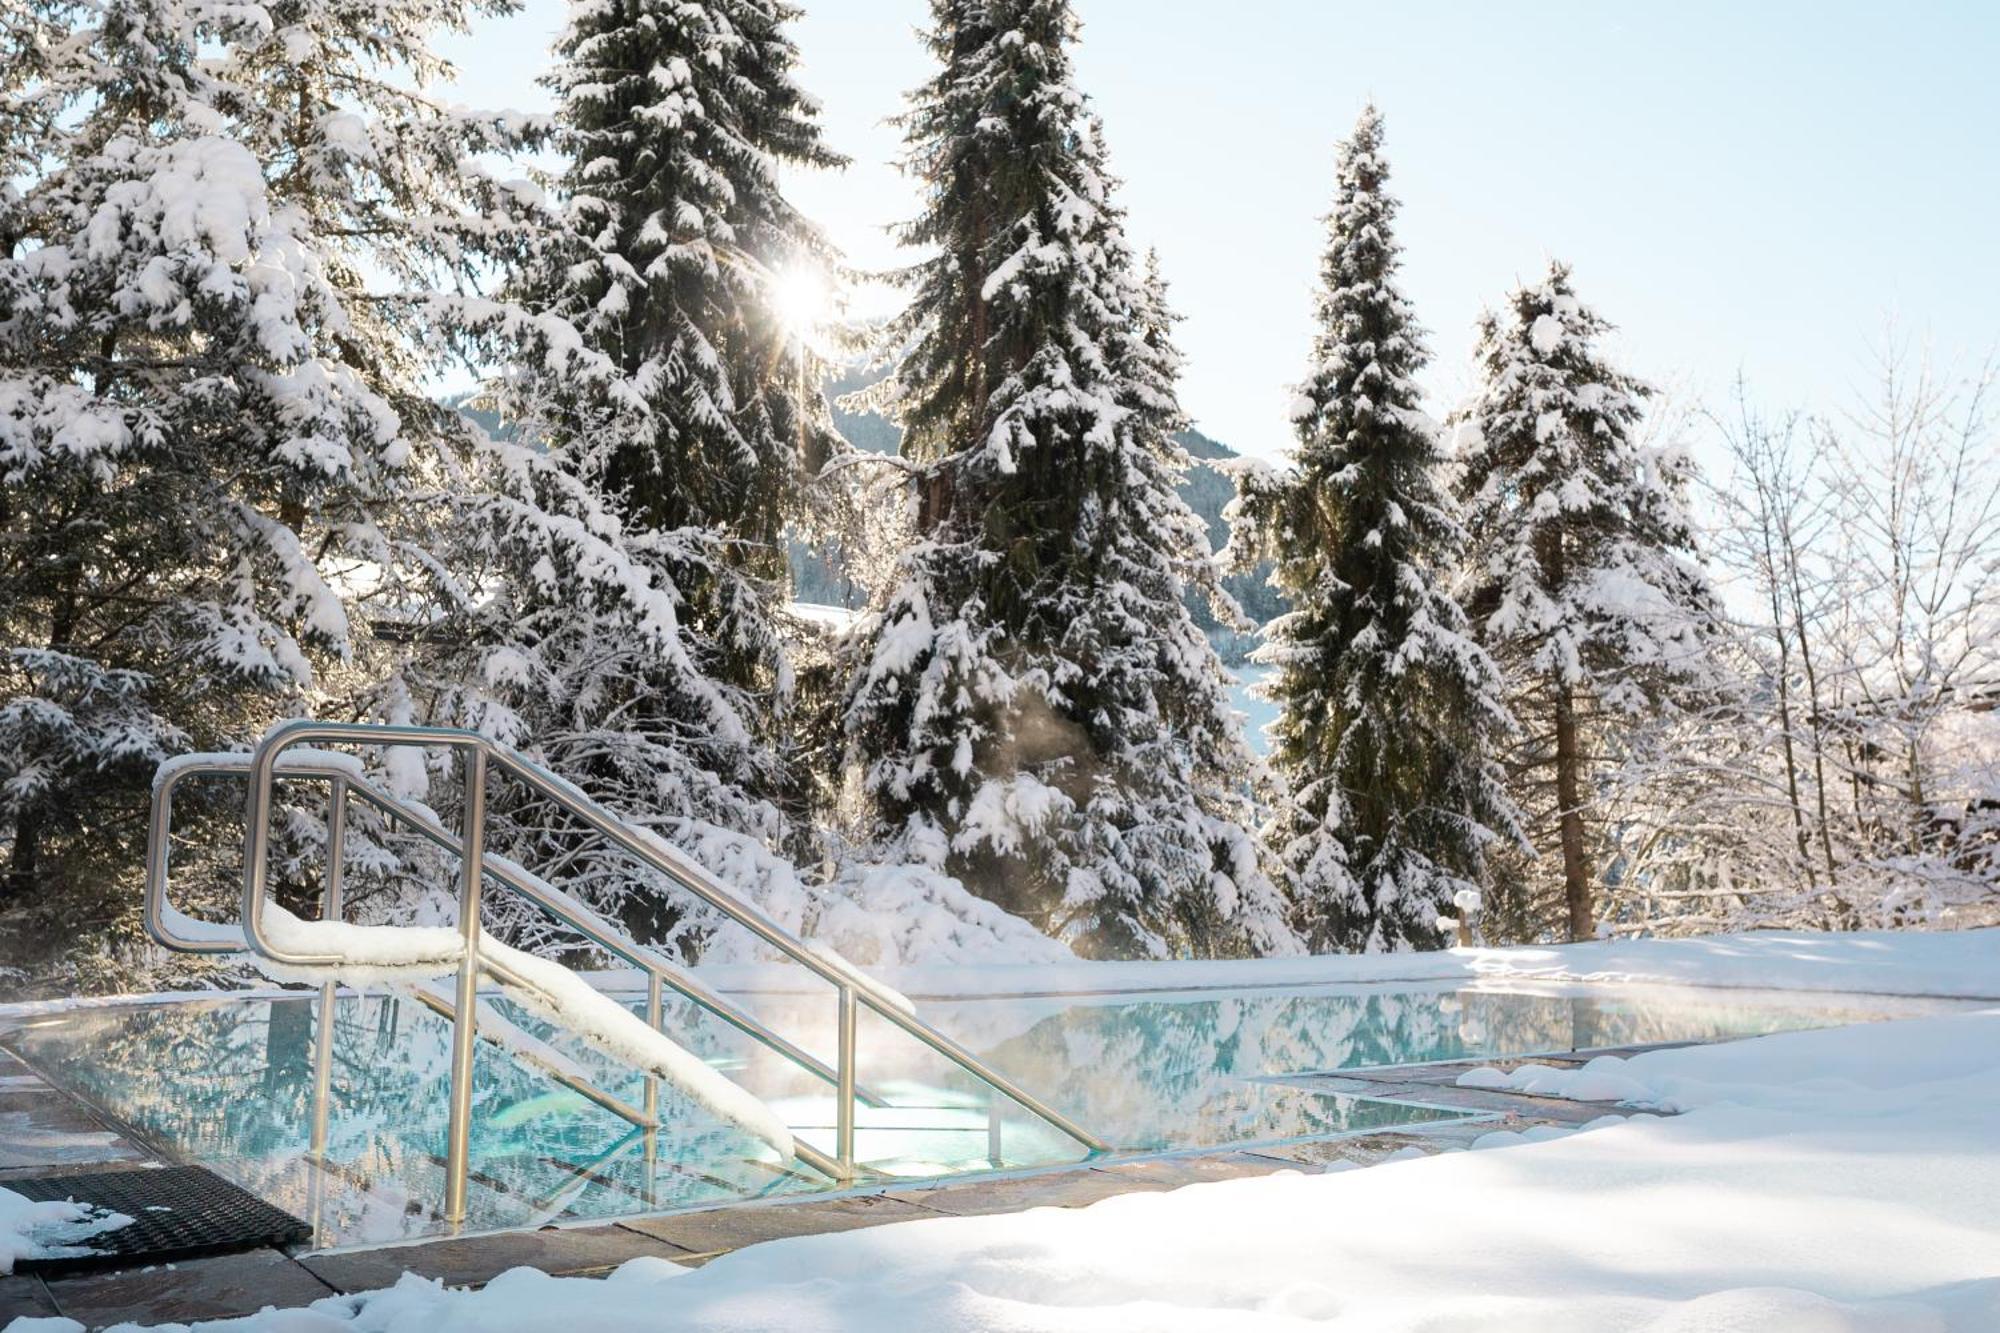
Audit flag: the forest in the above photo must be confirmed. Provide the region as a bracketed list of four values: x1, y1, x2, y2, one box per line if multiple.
[1, 0, 1994, 999]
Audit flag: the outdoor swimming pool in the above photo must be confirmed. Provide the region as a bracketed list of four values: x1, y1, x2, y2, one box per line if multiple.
[0, 979, 1961, 1249]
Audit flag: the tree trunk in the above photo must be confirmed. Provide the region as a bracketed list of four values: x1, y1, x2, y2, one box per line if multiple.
[1553, 676, 1593, 941]
[2, 808, 42, 904]
[264, 997, 313, 1095]
[1769, 621, 1814, 878]
[1785, 578, 1840, 885]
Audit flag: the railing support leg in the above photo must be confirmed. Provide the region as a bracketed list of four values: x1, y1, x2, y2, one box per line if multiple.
[310, 778, 347, 1166]
[835, 984, 857, 1180]
[987, 1088, 1004, 1166]
[308, 778, 347, 1243]
[444, 749, 488, 1225]
[643, 973, 662, 1204]
[310, 983, 337, 1162]
[308, 984, 337, 1248]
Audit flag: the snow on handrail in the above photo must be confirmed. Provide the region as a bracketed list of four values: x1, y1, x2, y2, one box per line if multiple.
[254, 906, 792, 1159]
[478, 940, 794, 1160]
[152, 746, 365, 794]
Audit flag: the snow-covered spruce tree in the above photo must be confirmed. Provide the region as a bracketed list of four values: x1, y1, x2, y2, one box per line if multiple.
[385, 0, 854, 956]
[842, 1, 1294, 960]
[0, 0, 616, 988]
[1451, 263, 1727, 942]
[527, 0, 845, 696]
[1227, 106, 1521, 953]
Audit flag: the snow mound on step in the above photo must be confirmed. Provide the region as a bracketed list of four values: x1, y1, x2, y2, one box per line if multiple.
[248, 906, 794, 1158]
[1459, 1056, 1658, 1105]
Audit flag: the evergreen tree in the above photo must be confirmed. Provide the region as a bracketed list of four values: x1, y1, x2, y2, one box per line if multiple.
[526, 0, 844, 694]
[843, 0, 1294, 959]
[408, 0, 852, 954]
[1452, 262, 1726, 941]
[1228, 106, 1520, 953]
[0, 0, 606, 985]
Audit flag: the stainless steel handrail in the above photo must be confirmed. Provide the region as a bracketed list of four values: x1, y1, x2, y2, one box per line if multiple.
[241, 721, 1104, 1156]
[152, 754, 861, 1193]
[153, 750, 858, 1214]
[150, 752, 892, 1104]
[151, 755, 884, 1106]
[151, 719, 1107, 1222]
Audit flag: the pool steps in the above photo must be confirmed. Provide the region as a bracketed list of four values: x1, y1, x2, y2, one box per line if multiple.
[143, 719, 1104, 1226]
[402, 979, 659, 1130]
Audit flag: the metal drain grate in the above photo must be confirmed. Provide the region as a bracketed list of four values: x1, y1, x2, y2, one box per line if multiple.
[8, 1165, 311, 1274]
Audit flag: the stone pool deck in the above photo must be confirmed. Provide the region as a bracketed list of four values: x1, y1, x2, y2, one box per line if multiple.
[0, 1043, 1682, 1328]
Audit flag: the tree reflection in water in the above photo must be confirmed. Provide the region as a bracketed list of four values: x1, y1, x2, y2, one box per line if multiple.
[8, 993, 791, 1246]
[4, 981, 1898, 1246]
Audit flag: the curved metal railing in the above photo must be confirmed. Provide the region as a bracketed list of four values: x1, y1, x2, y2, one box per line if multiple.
[147, 719, 1107, 1223]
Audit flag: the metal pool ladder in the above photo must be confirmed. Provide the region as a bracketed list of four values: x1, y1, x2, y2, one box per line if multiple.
[145, 719, 1105, 1223]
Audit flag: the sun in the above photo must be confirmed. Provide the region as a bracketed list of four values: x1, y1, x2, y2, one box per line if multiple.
[771, 264, 831, 341]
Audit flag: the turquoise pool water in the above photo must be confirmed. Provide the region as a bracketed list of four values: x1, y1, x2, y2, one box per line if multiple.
[0, 979, 1953, 1248]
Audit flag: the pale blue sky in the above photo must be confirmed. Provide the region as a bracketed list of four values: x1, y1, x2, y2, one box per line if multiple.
[441, 1, 1999, 460]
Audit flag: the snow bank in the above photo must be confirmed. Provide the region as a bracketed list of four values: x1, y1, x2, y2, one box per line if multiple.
[43, 1008, 2000, 1329]
[805, 863, 1075, 970]
[1458, 1008, 2000, 1115]
[0, 1187, 129, 1275]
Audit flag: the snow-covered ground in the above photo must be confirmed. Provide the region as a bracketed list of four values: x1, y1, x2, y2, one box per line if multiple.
[684, 926, 2000, 1002]
[15, 929, 1993, 1025]
[16, 1004, 1996, 1330]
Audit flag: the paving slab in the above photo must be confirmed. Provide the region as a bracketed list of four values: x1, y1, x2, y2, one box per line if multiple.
[886, 1167, 1173, 1217]
[1244, 1143, 1356, 1170]
[1417, 1087, 1641, 1123]
[0, 1065, 151, 1177]
[43, 1247, 334, 1328]
[1090, 1153, 1290, 1189]
[618, 1193, 932, 1253]
[1389, 1117, 1524, 1149]
[301, 1224, 692, 1294]
[0, 1274, 60, 1321]
[1251, 1132, 1451, 1170]
[1295, 1041, 1703, 1090]
[0, 1107, 149, 1174]
[0, 1159, 162, 1186]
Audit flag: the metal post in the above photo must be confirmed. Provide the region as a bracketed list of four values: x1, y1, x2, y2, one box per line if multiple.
[987, 1089, 1004, 1167]
[306, 1005, 334, 1250]
[443, 749, 487, 1225]
[307, 779, 347, 1244]
[307, 992, 336, 1247]
[643, 972, 662, 1204]
[310, 778, 347, 1164]
[835, 984, 857, 1179]
[324, 776, 349, 919]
